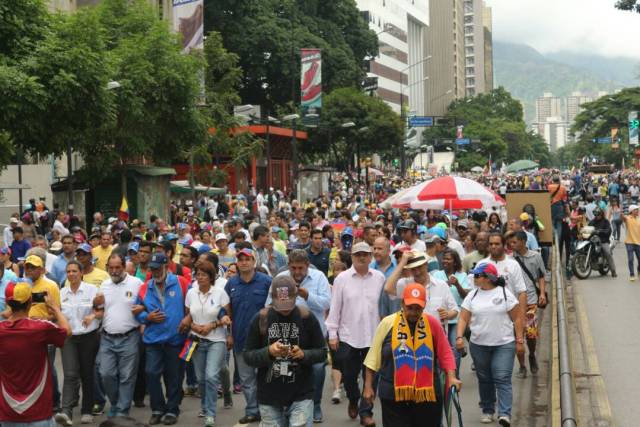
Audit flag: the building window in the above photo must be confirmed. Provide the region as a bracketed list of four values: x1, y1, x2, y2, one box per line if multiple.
[378, 41, 408, 63]
[383, 22, 408, 42]
[465, 46, 474, 55]
[466, 67, 475, 76]
[466, 57, 474, 66]
[464, 25, 473, 34]
[466, 88, 476, 97]
[465, 35, 474, 45]
[464, 15, 474, 24]
[464, 2, 473, 14]
[466, 77, 475, 86]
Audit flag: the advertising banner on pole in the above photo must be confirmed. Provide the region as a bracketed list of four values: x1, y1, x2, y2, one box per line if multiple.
[300, 49, 322, 117]
[630, 111, 639, 146]
[173, 0, 203, 53]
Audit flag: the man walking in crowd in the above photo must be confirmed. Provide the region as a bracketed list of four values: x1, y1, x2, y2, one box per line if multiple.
[93, 254, 143, 418]
[244, 275, 327, 426]
[624, 204, 640, 281]
[326, 242, 385, 427]
[93, 232, 114, 271]
[272, 249, 332, 423]
[462, 231, 489, 273]
[52, 234, 77, 286]
[370, 237, 398, 318]
[307, 229, 331, 276]
[225, 248, 272, 424]
[74, 243, 110, 287]
[134, 253, 187, 425]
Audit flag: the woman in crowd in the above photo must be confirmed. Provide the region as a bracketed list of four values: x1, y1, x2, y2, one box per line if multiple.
[184, 260, 231, 427]
[488, 213, 502, 233]
[363, 283, 460, 426]
[456, 263, 524, 426]
[608, 197, 623, 242]
[432, 249, 472, 374]
[56, 261, 101, 426]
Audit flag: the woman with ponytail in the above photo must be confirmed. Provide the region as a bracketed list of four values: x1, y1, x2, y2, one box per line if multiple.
[455, 263, 524, 427]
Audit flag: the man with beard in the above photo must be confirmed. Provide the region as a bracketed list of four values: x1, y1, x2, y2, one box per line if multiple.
[92, 254, 143, 418]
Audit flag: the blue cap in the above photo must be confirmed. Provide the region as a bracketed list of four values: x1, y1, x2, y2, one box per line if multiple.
[128, 242, 140, 253]
[427, 226, 446, 239]
[76, 243, 93, 253]
[165, 233, 178, 241]
[271, 226, 282, 233]
[198, 244, 212, 254]
[133, 234, 143, 240]
[342, 226, 353, 236]
[179, 237, 191, 246]
[149, 253, 168, 269]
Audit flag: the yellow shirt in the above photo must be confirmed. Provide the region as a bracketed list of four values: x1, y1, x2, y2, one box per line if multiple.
[273, 240, 287, 256]
[625, 215, 640, 245]
[64, 268, 110, 288]
[92, 245, 113, 271]
[29, 276, 61, 320]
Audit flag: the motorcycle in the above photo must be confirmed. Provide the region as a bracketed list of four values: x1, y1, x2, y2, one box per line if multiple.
[571, 226, 610, 280]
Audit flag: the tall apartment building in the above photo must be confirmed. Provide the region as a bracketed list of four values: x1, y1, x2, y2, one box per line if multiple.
[462, 0, 486, 97]
[534, 92, 562, 133]
[566, 91, 593, 124]
[360, 0, 429, 117]
[425, 0, 457, 116]
[482, 4, 493, 91]
[542, 117, 569, 152]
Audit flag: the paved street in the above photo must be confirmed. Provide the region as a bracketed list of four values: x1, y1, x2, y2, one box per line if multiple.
[573, 239, 638, 427]
[54, 311, 550, 427]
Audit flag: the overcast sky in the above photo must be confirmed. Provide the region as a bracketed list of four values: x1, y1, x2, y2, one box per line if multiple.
[485, 0, 640, 59]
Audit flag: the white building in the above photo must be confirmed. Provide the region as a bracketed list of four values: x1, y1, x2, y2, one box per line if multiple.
[542, 116, 569, 152]
[534, 92, 563, 135]
[462, 0, 486, 97]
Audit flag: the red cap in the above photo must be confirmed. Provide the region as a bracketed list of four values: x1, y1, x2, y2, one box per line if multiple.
[402, 283, 426, 308]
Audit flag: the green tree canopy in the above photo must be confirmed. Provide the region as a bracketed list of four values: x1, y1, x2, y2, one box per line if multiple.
[616, 0, 640, 12]
[204, 0, 378, 112]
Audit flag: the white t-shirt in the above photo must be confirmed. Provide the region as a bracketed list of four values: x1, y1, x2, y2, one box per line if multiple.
[447, 238, 466, 260]
[185, 286, 230, 342]
[392, 276, 459, 320]
[461, 286, 518, 346]
[100, 274, 143, 334]
[405, 239, 427, 253]
[479, 256, 527, 299]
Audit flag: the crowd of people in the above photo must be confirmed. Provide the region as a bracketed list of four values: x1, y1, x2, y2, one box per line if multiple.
[1, 166, 637, 427]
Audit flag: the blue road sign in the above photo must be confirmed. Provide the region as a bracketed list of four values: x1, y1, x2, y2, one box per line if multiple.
[592, 137, 611, 144]
[408, 116, 434, 127]
[455, 138, 470, 145]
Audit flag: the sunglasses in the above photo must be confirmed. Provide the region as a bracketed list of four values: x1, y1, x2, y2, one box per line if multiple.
[473, 273, 488, 279]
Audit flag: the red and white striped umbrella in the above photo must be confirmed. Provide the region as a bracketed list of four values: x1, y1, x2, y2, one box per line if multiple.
[411, 176, 505, 210]
[388, 180, 431, 208]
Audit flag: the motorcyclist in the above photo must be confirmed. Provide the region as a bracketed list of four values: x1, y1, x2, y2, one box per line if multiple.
[588, 208, 617, 278]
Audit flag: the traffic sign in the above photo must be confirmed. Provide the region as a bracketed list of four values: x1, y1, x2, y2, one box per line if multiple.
[593, 137, 611, 144]
[408, 116, 434, 127]
[455, 138, 470, 145]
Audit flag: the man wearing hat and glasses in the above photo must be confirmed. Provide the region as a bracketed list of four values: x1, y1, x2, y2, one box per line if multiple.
[384, 251, 459, 327]
[326, 242, 386, 427]
[71, 243, 109, 287]
[244, 275, 327, 426]
[0, 282, 71, 426]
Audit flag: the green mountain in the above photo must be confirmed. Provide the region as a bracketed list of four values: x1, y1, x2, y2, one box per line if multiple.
[493, 41, 632, 123]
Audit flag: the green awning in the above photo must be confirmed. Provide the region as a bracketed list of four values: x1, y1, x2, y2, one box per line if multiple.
[506, 160, 539, 173]
[170, 180, 225, 196]
[129, 166, 176, 176]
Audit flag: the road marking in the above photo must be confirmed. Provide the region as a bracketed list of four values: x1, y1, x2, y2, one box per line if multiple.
[574, 291, 615, 425]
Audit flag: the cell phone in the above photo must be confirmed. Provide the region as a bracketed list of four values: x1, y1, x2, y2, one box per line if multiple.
[32, 292, 47, 303]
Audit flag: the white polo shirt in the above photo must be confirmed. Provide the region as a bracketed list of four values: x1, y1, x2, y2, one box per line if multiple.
[185, 286, 230, 342]
[60, 282, 100, 335]
[100, 273, 142, 334]
[392, 276, 459, 319]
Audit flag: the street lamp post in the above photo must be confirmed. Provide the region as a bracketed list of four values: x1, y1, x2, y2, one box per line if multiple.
[399, 56, 432, 178]
[282, 113, 300, 196]
[340, 121, 356, 183]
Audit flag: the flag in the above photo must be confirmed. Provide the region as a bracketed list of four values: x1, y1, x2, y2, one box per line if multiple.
[179, 338, 198, 362]
[118, 196, 129, 221]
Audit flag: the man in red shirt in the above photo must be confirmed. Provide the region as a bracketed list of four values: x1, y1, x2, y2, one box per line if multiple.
[0, 282, 71, 425]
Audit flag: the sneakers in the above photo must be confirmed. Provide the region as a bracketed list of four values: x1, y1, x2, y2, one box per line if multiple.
[223, 393, 233, 409]
[516, 366, 527, 378]
[91, 403, 104, 416]
[80, 414, 93, 424]
[498, 415, 511, 426]
[631, 276, 636, 282]
[480, 413, 494, 423]
[529, 355, 539, 374]
[204, 416, 215, 427]
[55, 412, 73, 426]
[331, 389, 341, 404]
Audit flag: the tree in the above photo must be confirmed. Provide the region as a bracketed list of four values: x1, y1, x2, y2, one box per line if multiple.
[615, 0, 640, 12]
[303, 88, 403, 170]
[421, 87, 550, 170]
[204, 0, 378, 112]
[0, 0, 49, 61]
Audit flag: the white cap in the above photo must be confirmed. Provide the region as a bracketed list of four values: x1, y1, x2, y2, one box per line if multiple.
[9, 218, 19, 224]
[108, 217, 117, 223]
[630, 204, 639, 213]
[50, 241, 63, 251]
[215, 233, 228, 242]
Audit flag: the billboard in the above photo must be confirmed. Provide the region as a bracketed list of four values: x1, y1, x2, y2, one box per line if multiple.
[300, 49, 322, 114]
[173, 0, 203, 53]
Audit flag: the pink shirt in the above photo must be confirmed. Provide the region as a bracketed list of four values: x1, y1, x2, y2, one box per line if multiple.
[326, 266, 385, 348]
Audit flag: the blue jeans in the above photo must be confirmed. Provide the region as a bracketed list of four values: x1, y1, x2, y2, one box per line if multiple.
[626, 243, 640, 276]
[236, 351, 259, 417]
[259, 399, 313, 427]
[145, 343, 185, 417]
[469, 341, 515, 417]
[98, 330, 140, 417]
[185, 360, 197, 388]
[191, 340, 226, 417]
[312, 362, 326, 419]
[447, 323, 461, 376]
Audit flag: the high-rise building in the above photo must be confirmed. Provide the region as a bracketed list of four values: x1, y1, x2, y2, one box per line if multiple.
[425, 0, 457, 116]
[542, 117, 569, 152]
[534, 92, 562, 133]
[360, 0, 429, 117]
[482, 4, 493, 91]
[462, 0, 486, 97]
[453, 0, 466, 100]
[566, 91, 592, 124]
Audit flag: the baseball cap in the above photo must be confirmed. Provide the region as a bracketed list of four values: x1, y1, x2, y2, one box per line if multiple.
[197, 244, 212, 254]
[270, 276, 297, 312]
[519, 212, 530, 222]
[215, 233, 228, 242]
[149, 253, 168, 269]
[404, 251, 428, 270]
[351, 242, 372, 254]
[630, 204, 639, 213]
[5, 282, 32, 304]
[25, 255, 43, 268]
[50, 241, 63, 252]
[76, 243, 93, 254]
[128, 242, 140, 253]
[402, 283, 426, 308]
[428, 226, 446, 240]
[271, 226, 282, 233]
[237, 248, 255, 259]
[108, 217, 117, 224]
[423, 234, 441, 245]
[471, 263, 499, 281]
[165, 233, 178, 241]
[9, 217, 19, 224]
[179, 237, 192, 246]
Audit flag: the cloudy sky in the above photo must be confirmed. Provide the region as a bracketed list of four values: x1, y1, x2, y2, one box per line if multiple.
[485, 0, 640, 59]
